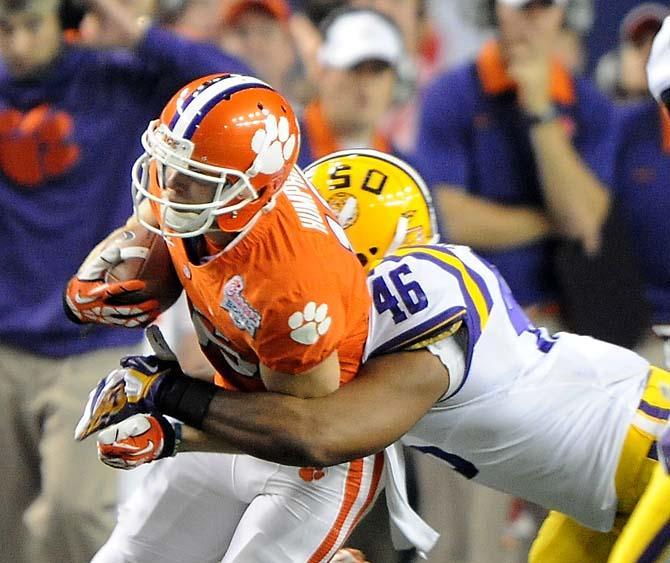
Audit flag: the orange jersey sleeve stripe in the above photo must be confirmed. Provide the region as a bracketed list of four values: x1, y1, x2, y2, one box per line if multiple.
[308, 453, 385, 563]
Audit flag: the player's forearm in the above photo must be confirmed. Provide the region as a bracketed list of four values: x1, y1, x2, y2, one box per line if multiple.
[186, 351, 448, 467]
[530, 121, 610, 252]
[194, 390, 332, 466]
[179, 424, 248, 456]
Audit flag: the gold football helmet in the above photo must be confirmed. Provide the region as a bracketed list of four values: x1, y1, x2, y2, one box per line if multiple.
[304, 149, 439, 270]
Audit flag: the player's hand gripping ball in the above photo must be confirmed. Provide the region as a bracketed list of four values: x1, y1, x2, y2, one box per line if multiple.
[65, 223, 182, 327]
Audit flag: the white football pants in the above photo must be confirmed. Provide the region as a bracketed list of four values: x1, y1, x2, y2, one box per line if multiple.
[93, 451, 384, 563]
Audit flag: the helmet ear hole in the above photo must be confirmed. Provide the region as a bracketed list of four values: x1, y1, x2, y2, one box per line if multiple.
[356, 253, 369, 268]
[369, 247, 379, 255]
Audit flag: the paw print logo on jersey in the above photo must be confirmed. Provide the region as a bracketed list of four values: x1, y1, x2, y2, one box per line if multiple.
[299, 466, 326, 482]
[288, 302, 331, 345]
[250, 111, 297, 175]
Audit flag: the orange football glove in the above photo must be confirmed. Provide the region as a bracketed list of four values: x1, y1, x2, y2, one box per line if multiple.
[97, 413, 180, 470]
[64, 244, 160, 328]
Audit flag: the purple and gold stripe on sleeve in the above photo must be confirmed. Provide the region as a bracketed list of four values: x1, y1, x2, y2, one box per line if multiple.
[368, 246, 493, 391]
[632, 368, 670, 439]
[639, 400, 670, 421]
[391, 245, 493, 342]
[371, 306, 466, 355]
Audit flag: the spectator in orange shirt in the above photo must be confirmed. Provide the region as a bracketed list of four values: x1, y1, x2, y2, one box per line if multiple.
[220, 0, 307, 104]
[297, 6, 405, 166]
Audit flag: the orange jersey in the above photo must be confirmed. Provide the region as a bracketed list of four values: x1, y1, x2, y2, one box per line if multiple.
[166, 168, 371, 392]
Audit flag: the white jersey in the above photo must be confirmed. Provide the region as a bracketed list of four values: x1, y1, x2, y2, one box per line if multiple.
[363, 244, 650, 532]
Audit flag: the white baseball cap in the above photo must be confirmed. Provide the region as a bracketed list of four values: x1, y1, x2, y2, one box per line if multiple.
[647, 15, 670, 102]
[497, 0, 568, 8]
[318, 9, 404, 70]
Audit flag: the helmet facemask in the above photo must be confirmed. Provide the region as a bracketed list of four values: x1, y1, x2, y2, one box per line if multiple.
[131, 121, 259, 238]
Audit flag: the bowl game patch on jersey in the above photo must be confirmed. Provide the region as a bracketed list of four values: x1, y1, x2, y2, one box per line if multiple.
[222, 275, 261, 337]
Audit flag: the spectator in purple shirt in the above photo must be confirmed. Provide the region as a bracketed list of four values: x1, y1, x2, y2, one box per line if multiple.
[415, 0, 613, 320]
[0, 1, 250, 561]
[412, 1, 618, 560]
[612, 10, 670, 370]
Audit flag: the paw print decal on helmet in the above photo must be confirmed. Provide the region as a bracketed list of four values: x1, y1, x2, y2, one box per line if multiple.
[288, 302, 332, 345]
[250, 112, 297, 175]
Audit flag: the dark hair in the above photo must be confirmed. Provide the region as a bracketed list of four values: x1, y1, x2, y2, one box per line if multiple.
[2, 0, 30, 9]
[662, 88, 670, 112]
[298, 0, 346, 27]
[461, 0, 496, 29]
[0, 0, 62, 11]
[463, 0, 592, 33]
[59, 0, 83, 29]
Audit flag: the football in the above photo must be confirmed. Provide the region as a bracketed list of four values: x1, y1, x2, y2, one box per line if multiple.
[104, 223, 183, 311]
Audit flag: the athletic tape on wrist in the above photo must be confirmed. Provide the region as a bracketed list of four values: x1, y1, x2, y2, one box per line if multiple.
[157, 375, 217, 429]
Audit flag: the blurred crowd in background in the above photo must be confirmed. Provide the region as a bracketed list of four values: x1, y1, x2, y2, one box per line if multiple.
[1, 0, 669, 562]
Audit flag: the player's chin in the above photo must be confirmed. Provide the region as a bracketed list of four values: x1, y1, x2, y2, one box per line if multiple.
[164, 208, 210, 233]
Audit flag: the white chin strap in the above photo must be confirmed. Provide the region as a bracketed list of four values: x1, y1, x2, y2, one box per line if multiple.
[163, 208, 213, 234]
[387, 216, 410, 255]
[385, 217, 439, 257]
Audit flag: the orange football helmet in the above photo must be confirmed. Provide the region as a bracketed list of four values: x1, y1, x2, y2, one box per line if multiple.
[131, 73, 300, 236]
